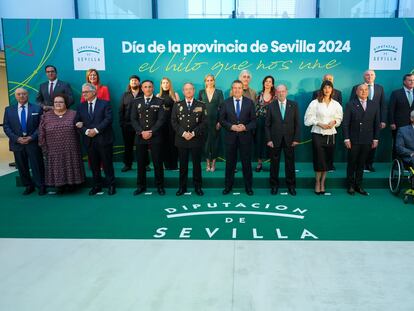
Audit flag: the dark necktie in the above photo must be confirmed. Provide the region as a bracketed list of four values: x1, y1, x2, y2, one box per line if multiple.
[145, 97, 150, 106]
[187, 101, 192, 111]
[20, 105, 27, 134]
[49, 82, 54, 98]
[236, 99, 241, 120]
[88, 102, 93, 119]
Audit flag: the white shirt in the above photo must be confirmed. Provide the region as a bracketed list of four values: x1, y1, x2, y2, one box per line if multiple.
[144, 95, 153, 103]
[48, 79, 58, 92]
[404, 86, 413, 101]
[304, 99, 343, 135]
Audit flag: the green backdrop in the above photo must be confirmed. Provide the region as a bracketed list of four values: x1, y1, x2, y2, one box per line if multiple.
[2, 18, 414, 162]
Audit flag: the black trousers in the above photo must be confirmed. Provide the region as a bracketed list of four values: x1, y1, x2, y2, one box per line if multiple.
[178, 146, 202, 190]
[162, 113, 178, 170]
[269, 138, 296, 188]
[14, 143, 45, 189]
[88, 142, 115, 188]
[225, 140, 253, 190]
[391, 129, 398, 160]
[346, 143, 371, 188]
[121, 126, 135, 168]
[136, 143, 163, 188]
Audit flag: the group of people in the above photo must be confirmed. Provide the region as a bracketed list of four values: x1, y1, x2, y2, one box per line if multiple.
[3, 64, 414, 197]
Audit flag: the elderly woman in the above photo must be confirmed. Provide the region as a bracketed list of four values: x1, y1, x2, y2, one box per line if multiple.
[304, 80, 343, 195]
[39, 94, 85, 193]
[198, 74, 224, 172]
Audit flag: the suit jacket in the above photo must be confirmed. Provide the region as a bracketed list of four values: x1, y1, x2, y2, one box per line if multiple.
[219, 96, 256, 145]
[350, 83, 386, 123]
[36, 80, 74, 108]
[265, 99, 300, 146]
[171, 99, 208, 148]
[130, 96, 166, 144]
[312, 89, 343, 105]
[76, 99, 114, 146]
[389, 88, 414, 128]
[343, 98, 380, 145]
[396, 125, 414, 164]
[3, 103, 42, 151]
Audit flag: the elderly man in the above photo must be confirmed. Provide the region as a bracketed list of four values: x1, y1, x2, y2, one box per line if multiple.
[76, 83, 116, 195]
[3, 88, 46, 195]
[343, 84, 380, 195]
[350, 69, 386, 172]
[265, 84, 300, 195]
[396, 110, 414, 166]
[312, 74, 343, 105]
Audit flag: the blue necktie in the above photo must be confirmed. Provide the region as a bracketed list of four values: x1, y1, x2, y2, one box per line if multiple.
[236, 99, 241, 120]
[20, 105, 27, 134]
[88, 103, 93, 119]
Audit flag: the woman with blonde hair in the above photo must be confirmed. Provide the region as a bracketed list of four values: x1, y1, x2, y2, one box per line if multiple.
[198, 74, 224, 172]
[157, 77, 180, 170]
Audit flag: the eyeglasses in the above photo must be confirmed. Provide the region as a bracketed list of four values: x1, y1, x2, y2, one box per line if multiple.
[82, 90, 93, 94]
[46, 70, 56, 73]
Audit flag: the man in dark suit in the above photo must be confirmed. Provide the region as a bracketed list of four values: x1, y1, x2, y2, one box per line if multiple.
[396, 111, 414, 166]
[36, 65, 74, 111]
[349, 69, 386, 172]
[265, 84, 300, 196]
[220, 80, 256, 195]
[76, 83, 116, 195]
[3, 88, 46, 195]
[389, 73, 414, 159]
[343, 84, 380, 196]
[130, 80, 166, 195]
[312, 74, 342, 105]
[171, 82, 207, 196]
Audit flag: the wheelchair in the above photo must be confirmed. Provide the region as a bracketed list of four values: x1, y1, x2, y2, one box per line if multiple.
[389, 158, 414, 203]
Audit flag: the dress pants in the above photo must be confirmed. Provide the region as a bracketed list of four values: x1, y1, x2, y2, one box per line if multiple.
[14, 143, 45, 188]
[225, 138, 253, 190]
[346, 143, 371, 188]
[269, 138, 296, 188]
[121, 126, 135, 168]
[178, 146, 202, 190]
[136, 143, 163, 188]
[88, 141, 115, 188]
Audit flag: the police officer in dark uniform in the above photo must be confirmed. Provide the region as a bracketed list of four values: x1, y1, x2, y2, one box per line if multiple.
[131, 80, 166, 195]
[171, 82, 208, 196]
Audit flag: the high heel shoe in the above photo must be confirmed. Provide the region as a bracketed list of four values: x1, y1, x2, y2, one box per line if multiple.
[210, 160, 216, 172]
[206, 160, 211, 172]
[255, 163, 262, 172]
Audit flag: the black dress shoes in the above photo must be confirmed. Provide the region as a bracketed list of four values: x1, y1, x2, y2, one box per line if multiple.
[271, 187, 278, 195]
[38, 186, 47, 196]
[108, 186, 116, 195]
[246, 189, 254, 196]
[365, 165, 375, 172]
[133, 187, 146, 195]
[89, 187, 102, 196]
[222, 188, 231, 195]
[195, 188, 204, 196]
[347, 186, 355, 195]
[22, 185, 35, 195]
[288, 188, 297, 196]
[355, 187, 368, 195]
[158, 187, 166, 195]
[176, 188, 186, 196]
[121, 166, 131, 172]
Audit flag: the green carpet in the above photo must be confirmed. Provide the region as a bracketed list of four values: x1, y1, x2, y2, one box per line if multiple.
[1, 169, 413, 241]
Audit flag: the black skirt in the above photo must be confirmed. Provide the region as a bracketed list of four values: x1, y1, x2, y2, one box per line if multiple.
[311, 133, 336, 172]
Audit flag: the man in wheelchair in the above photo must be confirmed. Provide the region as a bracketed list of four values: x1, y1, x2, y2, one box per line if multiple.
[395, 110, 414, 191]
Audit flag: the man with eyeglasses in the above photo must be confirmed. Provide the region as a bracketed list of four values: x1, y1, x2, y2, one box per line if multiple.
[130, 80, 166, 195]
[76, 83, 116, 196]
[36, 65, 74, 111]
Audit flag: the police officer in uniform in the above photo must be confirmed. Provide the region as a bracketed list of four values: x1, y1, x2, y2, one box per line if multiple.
[171, 82, 208, 196]
[131, 80, 166, 195]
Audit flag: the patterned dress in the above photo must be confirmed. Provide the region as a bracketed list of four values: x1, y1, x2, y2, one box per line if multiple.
[39, 110, 85, 187]
[255, 92, 274, 159]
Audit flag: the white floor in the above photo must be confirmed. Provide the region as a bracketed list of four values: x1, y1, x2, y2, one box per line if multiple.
[0, 239, 413, 311]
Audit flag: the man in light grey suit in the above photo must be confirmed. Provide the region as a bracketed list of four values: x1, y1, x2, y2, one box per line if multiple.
[36, 65, 74, 110]
[396, 110, 414, 166]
